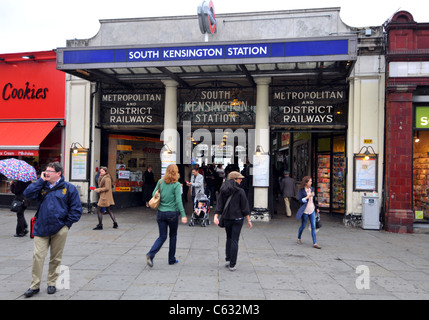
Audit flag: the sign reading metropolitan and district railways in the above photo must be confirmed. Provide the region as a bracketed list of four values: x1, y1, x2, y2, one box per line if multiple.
[100, 91, 164, 126]
[270, 86, 347, 126]
[59, 39, 352, 67]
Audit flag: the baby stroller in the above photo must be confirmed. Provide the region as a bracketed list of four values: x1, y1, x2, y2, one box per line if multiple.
[189, 192, 211, 227]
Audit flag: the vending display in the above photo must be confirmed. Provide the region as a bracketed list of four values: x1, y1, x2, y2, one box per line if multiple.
[317, 155, 330, 208]
[332, 153, 345, 212]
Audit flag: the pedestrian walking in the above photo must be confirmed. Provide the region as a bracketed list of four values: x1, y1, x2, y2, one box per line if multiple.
[146, 164, 187, 267]
[214, 171, 252, 271]
[143, 165, 156, 207]
[186, 167, 204, 205]
[279, 171, 296, 217]
[10, 180, 31, 237]
[296, 176, 321, 249]
[23, 162, 82, 297]
[92, 167, 118, 230]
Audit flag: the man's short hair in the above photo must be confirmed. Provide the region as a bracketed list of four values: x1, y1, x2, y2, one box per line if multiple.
[47, 162, 63, 174]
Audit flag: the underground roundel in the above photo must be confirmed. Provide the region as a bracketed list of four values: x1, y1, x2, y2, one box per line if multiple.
[198, 0, 217, 34]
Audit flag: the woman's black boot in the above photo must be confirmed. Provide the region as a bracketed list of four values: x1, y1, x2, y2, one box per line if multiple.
[93, 224, 103, 230]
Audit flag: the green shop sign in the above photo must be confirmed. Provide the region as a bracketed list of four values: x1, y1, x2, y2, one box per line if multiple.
[416, 106, 429, 129]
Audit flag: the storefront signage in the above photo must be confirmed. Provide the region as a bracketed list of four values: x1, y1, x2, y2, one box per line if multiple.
[100, 90, 164, 126]
[270, 87, 347, 126]
[2, 82, 48, 101]
[415, 106, 429, 129]
[1, 56, 65, 120]
[60, 39, 351, 66]
[0, 150, 38, 156]
[178, 88, 255, 125]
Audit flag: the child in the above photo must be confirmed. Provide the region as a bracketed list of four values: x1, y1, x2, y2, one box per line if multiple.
[194, 201, 208, 217]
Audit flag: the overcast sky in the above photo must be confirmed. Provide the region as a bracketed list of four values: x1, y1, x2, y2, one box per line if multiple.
[1, 0, 428, 54]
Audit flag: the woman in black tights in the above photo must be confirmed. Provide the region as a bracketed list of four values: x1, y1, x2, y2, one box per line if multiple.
[92, 167, 118, 230]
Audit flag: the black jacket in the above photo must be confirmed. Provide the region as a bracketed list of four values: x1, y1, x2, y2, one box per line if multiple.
[215, 179, 250, 220]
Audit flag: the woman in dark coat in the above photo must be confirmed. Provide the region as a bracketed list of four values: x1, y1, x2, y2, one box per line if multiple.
[143, 165, 156, 207]
[10, 180, 31, 237]
[214, 171, 252, 271]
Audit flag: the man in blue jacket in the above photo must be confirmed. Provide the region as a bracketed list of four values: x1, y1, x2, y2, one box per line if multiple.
[23, 162, 82, 297]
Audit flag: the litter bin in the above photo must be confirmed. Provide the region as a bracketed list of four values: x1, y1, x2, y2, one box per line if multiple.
[362, 196, 380, 230]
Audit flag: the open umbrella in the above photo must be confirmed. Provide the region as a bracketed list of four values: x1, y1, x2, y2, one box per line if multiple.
[0, 158, 37, 182]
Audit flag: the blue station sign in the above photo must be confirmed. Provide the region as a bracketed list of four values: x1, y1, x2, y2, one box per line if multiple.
[57, 38, 356, 69]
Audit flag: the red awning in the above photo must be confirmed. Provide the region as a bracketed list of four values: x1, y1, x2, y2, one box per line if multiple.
[0, 121, 58, 156]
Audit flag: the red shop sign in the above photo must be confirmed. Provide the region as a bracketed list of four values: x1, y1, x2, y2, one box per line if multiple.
[0, 51, 65, 120]
[0, 150, 39, 156]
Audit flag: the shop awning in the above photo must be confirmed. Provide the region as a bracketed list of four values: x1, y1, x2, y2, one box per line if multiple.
[0, 121, 58, 156]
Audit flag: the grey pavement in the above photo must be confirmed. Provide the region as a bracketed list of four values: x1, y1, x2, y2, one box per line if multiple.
[1, 201, 429, 300]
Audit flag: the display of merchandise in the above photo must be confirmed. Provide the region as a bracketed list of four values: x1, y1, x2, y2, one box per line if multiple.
[413, 152, 429, 220]
[332, 153, 345, 212]
[317, 155, 330, 208]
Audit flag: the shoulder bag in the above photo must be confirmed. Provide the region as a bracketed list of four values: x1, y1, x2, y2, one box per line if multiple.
[10, 199, 24, 212]
[148, 180, 162, 210]
[218, 193, 234, 228]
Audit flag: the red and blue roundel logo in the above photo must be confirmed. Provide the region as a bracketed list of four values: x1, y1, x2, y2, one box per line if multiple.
[198, 0, 217, 34]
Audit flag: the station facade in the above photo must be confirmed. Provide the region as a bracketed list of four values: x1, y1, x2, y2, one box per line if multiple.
[56, 7, 385, 224]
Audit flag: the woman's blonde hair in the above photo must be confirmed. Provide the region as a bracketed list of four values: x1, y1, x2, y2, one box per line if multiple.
[163, 164, 180, 184]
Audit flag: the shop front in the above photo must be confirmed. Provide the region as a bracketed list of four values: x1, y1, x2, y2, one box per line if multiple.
[0, 51, 65, 206]
[56, 7, 385, 220]
[385, 11, 429, 233]
[270, 85, 348, 213]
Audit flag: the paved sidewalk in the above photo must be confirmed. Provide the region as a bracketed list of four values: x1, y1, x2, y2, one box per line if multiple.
[0, 204, 428, 300]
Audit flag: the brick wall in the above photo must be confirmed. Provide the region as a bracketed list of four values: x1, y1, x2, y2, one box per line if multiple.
[384, 91, 414, 233]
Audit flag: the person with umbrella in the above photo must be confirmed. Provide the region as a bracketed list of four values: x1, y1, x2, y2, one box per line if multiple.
[10, 180, 31, 237]
[0, 158, 37, 238]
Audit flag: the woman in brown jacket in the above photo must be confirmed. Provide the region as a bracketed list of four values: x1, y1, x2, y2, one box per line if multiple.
[93, 167, 118, 230]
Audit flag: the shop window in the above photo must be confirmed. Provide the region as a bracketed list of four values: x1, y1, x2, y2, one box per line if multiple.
[107, 134, 163, 193]
[413, 130, 429, 221]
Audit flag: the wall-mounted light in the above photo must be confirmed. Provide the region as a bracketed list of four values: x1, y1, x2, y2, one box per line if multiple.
[414, 131, 420, 143]
[71, 142, 84, 154]
[358, 146, 376, 161]
[21, 55, 35, 60]
[162, 144, 173, 155]
[256, 145, 265, 156]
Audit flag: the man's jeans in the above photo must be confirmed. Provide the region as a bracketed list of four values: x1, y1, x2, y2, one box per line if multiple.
[147, 211, 179, 264]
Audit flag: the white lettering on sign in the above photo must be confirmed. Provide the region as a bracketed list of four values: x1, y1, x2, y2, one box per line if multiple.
[227, 46, 268, 57]
[273, 90, 345, 125]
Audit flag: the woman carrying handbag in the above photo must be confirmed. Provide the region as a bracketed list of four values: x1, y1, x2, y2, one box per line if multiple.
[146, 164, 187, 267]
[214, 171, 252, 271]
[296, 176, 322, 249]
[92, 167, 118, 230]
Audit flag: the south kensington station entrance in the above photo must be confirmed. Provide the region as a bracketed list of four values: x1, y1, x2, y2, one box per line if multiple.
[56, 7, 385, 222]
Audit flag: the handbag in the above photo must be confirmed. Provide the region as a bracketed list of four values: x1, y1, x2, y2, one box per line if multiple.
[316, 211, 322, 229]
[30, 216, 36, 239]
[148, 180, 162, 210]
[10, 199, 24, 212]
[218, 193, 233, 228]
